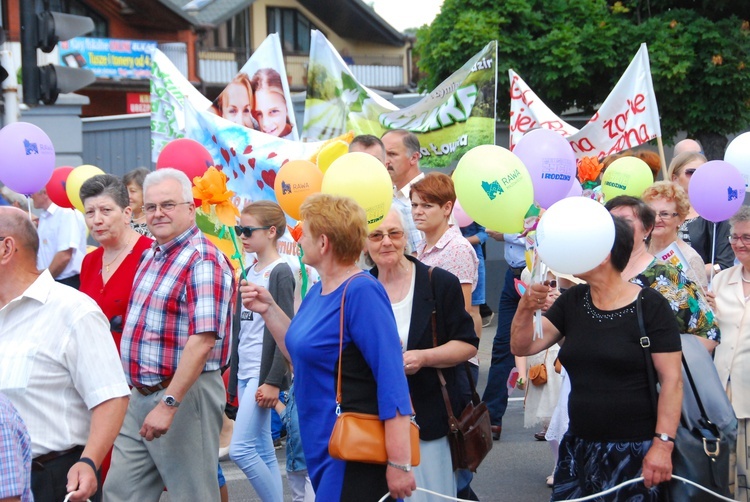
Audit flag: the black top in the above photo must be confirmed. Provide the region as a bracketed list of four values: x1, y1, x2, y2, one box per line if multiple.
[371, 256, 479, 440]
[545, 285, 681, 442]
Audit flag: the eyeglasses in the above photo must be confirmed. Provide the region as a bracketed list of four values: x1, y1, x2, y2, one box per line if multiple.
[684, 168, 697, 176]
[367, 230, 405, 242]
[728, 234, 750, 245]
[656, 211, 680, 220]
[142, 202, 192, 214]
[234, 225, 271, 238]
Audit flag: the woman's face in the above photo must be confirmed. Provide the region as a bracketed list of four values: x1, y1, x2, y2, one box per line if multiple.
[83, 194, 131, 245]
[366, 211, 407, 269]
[411, 192, 451, 235]
[238, 213, 271, 254]
[609, 205, 650, 250]
[127, 182, 143, 216]
[253, 89, 288, 137]
[672, 159, 703, 193]
[647, 197, 681, 242]
[729, 221, 750, 266]
[222, 82, 254, 128]
[298, 221, 321, 267]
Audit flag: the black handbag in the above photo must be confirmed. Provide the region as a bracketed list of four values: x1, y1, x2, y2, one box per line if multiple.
[635, 292, 737, 501]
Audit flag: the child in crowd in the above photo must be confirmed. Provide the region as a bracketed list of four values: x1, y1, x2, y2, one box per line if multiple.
[251, 68, 294, 138]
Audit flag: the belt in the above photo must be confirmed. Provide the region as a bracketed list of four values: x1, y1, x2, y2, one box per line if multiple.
[509, 265, 525, 275]
[135, 376, 173, 396]
[32, 445, 84, 471]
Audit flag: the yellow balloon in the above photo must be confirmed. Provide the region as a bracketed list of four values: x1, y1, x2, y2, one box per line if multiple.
[600, 157, 653, 202]
[321, 152, 392, 231]
[452, 145, 534, 233]
[66, 164, 105, 212]
[317, 140, 350, 173]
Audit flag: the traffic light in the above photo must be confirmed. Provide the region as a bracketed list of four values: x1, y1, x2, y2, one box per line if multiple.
[20, 0, 96, 106]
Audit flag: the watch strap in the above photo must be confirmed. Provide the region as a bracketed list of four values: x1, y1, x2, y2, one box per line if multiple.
[655, 433, 676, 443]
[387, 460, 411, 472]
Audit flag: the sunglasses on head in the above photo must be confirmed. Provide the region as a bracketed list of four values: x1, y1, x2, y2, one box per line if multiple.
[234, 225, 271, 238]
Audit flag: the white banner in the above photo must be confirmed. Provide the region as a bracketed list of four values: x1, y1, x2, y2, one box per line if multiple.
[509, 44, 662, 159]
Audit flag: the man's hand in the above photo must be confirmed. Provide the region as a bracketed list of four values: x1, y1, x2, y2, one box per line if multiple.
[139, 401, 177, 441]
[255, 384, 280, 409]
[65, 461, 98, 501]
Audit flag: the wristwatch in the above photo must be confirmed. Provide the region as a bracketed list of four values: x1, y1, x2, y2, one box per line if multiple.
[387, 460, 411, 472]
[162, 395, 181, 408]
[654, 432, 675, 443]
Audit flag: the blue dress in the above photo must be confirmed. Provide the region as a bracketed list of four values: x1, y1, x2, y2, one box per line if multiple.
[285, 273, 412, 501]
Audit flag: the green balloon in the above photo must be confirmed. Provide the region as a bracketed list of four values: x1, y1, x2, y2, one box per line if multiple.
[601, 157, 654, 201]
[452, 145, 534, 233]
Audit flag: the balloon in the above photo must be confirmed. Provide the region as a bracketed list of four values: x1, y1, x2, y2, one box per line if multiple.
[452, 145, 534, 233]
[453, 199, 473, 227]
[156, 138, 214, 181]
[321, 152, 392, 231]
[724, 132, 750, 188]
[513, 128, 576, 209]
[566, 180, 583, 198]
[66, 164, 105, 212]
[45, 166, 75, 208]
[688, 160, 745, 223]
[536, 197, 615, 275]
[600, 157, 653, 201]
[316, 139, 349, 173]
[274, 160, 323, 220]
[0, 122, 56, 195]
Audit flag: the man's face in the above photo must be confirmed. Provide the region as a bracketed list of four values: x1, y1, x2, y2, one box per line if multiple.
[144, 178, 195, 245]
[382, 133, 418, 187]
[30, 190, 48, 209]
[349, 142, 386, 164]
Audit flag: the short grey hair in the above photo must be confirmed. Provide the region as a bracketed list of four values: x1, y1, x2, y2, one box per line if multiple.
[143, 168, 193, 203]
[80, 174, 129, 209]
[730, 205, 750, 230]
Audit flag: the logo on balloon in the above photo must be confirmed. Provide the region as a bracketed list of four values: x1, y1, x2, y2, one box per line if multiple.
[481, 180, 504, 200]
[728, 186, 739, 201]
[367, 203, 386, 225]
[24, 139, 39, 155]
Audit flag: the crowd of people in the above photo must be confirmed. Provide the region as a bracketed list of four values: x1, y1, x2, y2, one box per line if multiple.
[0, 131, 748, 502]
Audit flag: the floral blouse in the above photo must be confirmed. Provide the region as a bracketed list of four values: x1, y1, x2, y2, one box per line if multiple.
[631, 259, 720, 342]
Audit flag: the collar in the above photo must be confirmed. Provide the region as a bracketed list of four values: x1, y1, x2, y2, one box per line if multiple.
[41, 202, 60, 218]
[2, 270, 54, 312]
[153, 225, 199, 257]
[725, 264, 744, 285]
[423, 225, 461, 254]
[394, 172, 425, 200]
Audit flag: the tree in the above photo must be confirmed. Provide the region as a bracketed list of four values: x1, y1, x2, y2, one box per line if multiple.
[416, 0, 750, 159]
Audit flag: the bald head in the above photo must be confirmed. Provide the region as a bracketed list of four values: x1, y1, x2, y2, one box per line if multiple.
[0, 207, 40, 258]
[673, 139, 702, 157]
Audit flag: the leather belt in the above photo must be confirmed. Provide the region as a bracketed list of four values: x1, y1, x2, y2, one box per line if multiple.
[135, 376, 173, 396]
[509, 265, 525, 276]
[32, 445, 84, 471]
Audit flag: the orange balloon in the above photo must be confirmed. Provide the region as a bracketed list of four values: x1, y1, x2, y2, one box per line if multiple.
[274, 160, 323, 220]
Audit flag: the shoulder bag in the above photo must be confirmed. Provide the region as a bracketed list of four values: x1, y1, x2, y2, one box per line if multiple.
[635, 291, 736, 501]
[528, 349, 549, 386]
[327, 274, 421, 466]
[429, 268, 493, 472]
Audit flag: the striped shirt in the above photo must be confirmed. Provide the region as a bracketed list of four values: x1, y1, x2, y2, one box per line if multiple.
[0, 393, 32, 502]
[121, 225, 235, 387]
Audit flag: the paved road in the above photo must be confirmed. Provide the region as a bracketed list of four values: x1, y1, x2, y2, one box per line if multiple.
[163, 321, 556, 501]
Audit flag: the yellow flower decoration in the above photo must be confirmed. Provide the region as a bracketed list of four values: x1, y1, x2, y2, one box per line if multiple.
[192, 166, 239, 227]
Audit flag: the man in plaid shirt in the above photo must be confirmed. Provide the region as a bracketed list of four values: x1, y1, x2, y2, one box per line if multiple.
[105, 168, 235, 501]
[0, 392, 32, 502]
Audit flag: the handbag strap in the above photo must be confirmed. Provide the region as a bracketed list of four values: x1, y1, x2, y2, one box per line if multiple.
[635, 289, 659, 416]
[335, 273, 377, 407]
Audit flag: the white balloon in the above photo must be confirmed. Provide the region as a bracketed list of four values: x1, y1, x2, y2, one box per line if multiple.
[536, 197, 615, 275]
[725, 131, 750, 188]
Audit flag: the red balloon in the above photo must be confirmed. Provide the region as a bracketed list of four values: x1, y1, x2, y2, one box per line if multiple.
[156, 138, 214, 182]
[45, 166, 75, 208]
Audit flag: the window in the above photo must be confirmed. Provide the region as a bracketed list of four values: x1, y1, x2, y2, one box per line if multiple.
[48, 0, 108, 38]
[267, 7, 318, 54]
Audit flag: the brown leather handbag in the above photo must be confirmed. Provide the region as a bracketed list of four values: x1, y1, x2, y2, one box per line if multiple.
[327, 274, 421, 466]
[529, 349, 549, 386]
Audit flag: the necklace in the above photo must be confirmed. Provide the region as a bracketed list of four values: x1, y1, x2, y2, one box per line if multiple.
[103, 235, 134, 273]
[741, 273, 750, 283]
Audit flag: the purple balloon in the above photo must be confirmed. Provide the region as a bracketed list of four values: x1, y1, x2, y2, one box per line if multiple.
[513, 128, 576, 209]
[688, 161, 746, 222]
[566, 180, 583, 198]
[0, 122, 56, 195]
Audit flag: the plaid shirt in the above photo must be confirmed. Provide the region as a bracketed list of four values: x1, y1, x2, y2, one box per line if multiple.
[121, 225, 235, 387]
[0, 393, 32, 502]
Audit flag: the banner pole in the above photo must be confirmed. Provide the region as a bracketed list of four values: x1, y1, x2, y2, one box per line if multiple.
[656, 136, 669, 180]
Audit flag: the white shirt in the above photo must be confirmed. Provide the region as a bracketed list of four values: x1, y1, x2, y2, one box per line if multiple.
[392, 172, 425, 253]
[37, 203, 88, 279]
[390, 265, 416, 351]
[0, 270, 130, 456]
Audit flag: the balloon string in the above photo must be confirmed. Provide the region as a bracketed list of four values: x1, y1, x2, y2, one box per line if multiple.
[710, 221, 717, 283]
[26, 196, 32, 221]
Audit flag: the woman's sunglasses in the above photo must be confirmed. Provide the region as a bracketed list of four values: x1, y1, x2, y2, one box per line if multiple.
[234, 225, 271, 238]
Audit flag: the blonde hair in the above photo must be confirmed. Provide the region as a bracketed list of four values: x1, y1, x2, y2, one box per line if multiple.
[641, 181, 691, 220]
[668, 152, 707, 180]
[299, 193, 367, 264]
[241, 200, 286, 241]
[218, 73, 254, 114]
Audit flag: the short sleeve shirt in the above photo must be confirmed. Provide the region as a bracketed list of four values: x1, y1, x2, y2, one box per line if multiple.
[416, 225, 478, 290]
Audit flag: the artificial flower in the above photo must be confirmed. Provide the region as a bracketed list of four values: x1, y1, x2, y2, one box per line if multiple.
[577, 156, 604, 184]
[193, 166, 239, 226]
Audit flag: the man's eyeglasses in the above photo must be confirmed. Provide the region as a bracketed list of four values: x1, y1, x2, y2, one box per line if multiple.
[367, 230, 405, 242]
[728, 234, 750, 245]
[656, 211, 679, 220]
[234, 225, 271, 238]
[142, 202, 192, 214]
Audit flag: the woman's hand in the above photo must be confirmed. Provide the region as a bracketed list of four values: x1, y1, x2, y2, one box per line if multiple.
[386, 465, 416, 499]
[240, 280, 274, 314]
[705, 290, 717, 313]
[641, 440, 674, 488]
[255, 384, 280, 409]
[522, 282, 552, 311]
[402, 350, 424, 375]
